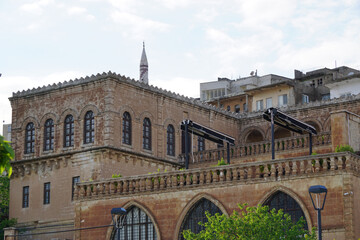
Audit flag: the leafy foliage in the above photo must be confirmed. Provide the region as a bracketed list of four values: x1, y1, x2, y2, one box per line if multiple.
[0, 176, 17, 239]
[0, 135, 14, 177]
[335, 144, 354, 153]
[183, 204, 316, 240]
[112, 173, 123, 178]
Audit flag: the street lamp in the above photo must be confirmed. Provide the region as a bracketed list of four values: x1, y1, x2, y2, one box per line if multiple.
[111, 208, 127, 240]
[308, 185, 327, 240]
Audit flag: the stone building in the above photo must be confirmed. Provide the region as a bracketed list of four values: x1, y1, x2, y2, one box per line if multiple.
[5, 52, 360, 239]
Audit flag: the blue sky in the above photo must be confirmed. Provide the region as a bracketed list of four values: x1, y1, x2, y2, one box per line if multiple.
[1, 0, 360, 133]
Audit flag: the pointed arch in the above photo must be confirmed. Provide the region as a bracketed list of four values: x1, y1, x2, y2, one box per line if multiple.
[174, 193, 228, 240]
[241, 127, 266, 144]
[258, 186, 313, 231]
[105, 201, 161, 240]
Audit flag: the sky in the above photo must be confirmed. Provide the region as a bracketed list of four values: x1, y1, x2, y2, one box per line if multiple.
[1, 0, 360, 134]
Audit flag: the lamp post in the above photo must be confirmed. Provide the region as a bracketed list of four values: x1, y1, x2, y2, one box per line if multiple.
[308, 185, 327, 240]
[111, 208, 127, 240]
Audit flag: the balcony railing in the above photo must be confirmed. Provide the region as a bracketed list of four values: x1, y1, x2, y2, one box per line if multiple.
[178, 131, 332, 164]
[74, 152, 358, 201]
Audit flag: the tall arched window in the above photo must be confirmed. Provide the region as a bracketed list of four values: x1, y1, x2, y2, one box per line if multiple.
[112, 206, 157, 240]
[143, 118, 151, 150]
[179, 198, 222, 239]
[64, 115, 74, 147]
[167, 124, 175, 156]
[44, 119, 54, 151]
[25, 122, 35, 154]
[84, 111, 94, 144]
[265, 191, 308, 229]
[122, 112, 132, 145]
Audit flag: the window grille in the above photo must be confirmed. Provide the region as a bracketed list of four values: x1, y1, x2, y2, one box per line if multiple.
[23, 186, 29, 208]
[44, 119, 54, 151]
[84, 111, 94, 144]
[122, 112, 132, 145]
[64, 115, 74, 147]
[143, 118, 151, 150]
[167, 124, 175, 156]
[43, 182, 50, 205]
[25, 123, 35, 154]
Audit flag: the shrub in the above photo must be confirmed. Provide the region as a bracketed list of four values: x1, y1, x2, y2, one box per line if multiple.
[335, 144, 354, 153]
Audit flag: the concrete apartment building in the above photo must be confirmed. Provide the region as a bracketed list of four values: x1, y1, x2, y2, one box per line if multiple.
[4, 50, 360, 240]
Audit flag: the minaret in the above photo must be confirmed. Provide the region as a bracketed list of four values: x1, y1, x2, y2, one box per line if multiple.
[140, 42, 149, 84]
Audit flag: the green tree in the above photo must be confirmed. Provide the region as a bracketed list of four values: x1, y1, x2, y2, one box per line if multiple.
[0, 135, 14, 177]
[0, 135, 16, 238]
[183, 204, 316, 240]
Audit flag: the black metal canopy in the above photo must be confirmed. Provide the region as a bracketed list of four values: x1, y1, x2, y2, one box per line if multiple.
[263, 108, 317, 135]
[180, 120, 235, 146]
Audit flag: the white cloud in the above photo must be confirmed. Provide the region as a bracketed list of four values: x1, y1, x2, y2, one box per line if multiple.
[67, 6, 95, 21]
[110, 10, 170, 39]
[152, 76, 203, 98]
[20, 0, 54, 15]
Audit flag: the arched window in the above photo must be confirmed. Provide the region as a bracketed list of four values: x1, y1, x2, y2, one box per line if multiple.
[167, 124, 175, 156]
[112, 206, 157, 240]
[179, 198, 222, 239]
[44, 119, 54, 151]
[25, 122, 35, 154]
[84, 111, 94, 144]
[122, 112, 132, 145]
[64, 115, 74, 147]
[143, 118, 151, 150]
[265, 191, 308, 228]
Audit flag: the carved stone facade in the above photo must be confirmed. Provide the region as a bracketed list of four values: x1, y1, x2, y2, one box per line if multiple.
[7, 72, 360, 240]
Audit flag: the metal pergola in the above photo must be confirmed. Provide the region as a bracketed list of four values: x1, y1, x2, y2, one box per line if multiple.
[181, 120, 235, 169]
[263, 107, 317, 159]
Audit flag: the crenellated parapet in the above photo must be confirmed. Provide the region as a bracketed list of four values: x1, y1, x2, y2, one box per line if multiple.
[74, 152, 360, 201]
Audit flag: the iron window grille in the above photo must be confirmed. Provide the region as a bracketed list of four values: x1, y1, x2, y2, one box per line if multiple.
[122, 112, 132, 145]
[64, 115, 74, 147]
[179, 198, 222, 240]
[44, 119, 54, 151]
[265, 191, 308, 229]
[142, 118, 151, 150]
[84, 111, 94, 144]
[43, 182, 50, 205]
[112, 206, 157, 240]
[166, 124, 175, 156]
[25, 122, 35, 154]
[22, 186, 29, 208]
[72, 176, 80, 200]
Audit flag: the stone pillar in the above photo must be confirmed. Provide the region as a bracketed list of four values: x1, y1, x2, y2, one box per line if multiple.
[3, 227, 17, 240]
[330, 110, 360, 152]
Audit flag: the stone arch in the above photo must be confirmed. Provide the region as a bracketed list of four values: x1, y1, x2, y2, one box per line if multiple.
[174, 193, 228, 240]
[78, 104, 100, 121]
[241, 127, 266, 144]
[139, 111, 154, 122]
[258, 186, 313, 231]
[119, 105, 136, 120]
[39, 112, 58, 127]
[21, 116, 40, 130]
[274, 127, 292, 139]
[59, 108, 79, 124]
[323, 116, 331, 132]
[105, 200, 161, 240]
[303, 119, 322, 133]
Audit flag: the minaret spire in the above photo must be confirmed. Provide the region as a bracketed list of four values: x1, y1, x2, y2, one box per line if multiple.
[140, 42, 148, 84]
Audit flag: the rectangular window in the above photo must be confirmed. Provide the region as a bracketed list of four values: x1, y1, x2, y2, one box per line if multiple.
[44, 182, 50, 205]
[72, 176, 80, 200]
[266, 98, 272, 108]
[235, 104, 240, 113]
[256, 100, 263, 111]
[278, 94, 288, 107]
[317, 78, 323, 86]
[23, 186, 29, 208]
[302, 94, 309, 103]
[321, 94, 330, 101]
